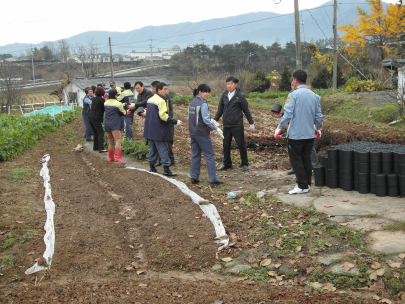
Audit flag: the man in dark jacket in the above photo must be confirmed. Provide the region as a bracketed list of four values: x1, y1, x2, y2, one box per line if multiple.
[118, 82, 135, 140]
[143, 82, 184, 176]
[213, 76, 255, 172]
[134, 81, 154, 111]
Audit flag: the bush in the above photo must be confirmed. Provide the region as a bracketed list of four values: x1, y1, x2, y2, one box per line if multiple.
[121, 138, 150, 160]
[345, 77, 383, 92]
[279, 66, 292, 92]
[311, 66, 345, 89]
[247, 70, 271, 93]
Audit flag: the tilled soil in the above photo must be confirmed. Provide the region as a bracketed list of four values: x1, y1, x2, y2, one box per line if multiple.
[0, 113, 373, 303]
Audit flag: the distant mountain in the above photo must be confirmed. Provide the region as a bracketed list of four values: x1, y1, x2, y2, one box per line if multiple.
[0, 0, 377, 56]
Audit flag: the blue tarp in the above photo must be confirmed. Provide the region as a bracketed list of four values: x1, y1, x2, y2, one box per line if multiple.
[23, 105, 74, 117]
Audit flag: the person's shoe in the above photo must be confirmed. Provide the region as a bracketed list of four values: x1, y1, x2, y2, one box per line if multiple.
[288, 185, 309, 195]
[217, 165, 231, 171]
[210, 180, 224, 187]
[108, 149, 115, 162]
[114, 149, 126, 164]
[99, 150, 108, 153]
[242, 165, 249, 172]
[156, 162, 162, 166]
[191, 178, 200, 184]
[150, 164, 157, 173]
[163, 166, 177, 176]
[287, 168, 294, 175]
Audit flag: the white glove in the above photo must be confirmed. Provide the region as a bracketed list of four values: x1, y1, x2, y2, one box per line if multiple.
[250, 124, 255, 133]
[274, 128, 282, 139]
[177, 120, 184, 126]
[211, 119, 220, 127]
[128, 103, 135, 110]
[216, 128, 224, 139]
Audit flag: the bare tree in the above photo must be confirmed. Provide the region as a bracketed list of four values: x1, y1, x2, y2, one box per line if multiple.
[0, 63, 27, 113]
[73, 39, 101, 77]
[58, 39, 70, 63]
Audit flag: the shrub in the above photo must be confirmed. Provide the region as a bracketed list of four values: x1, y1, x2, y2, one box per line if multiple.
[247, 70, 271, 93]
[279, 66, 292, 92]
[345, 77, 383, 92]
[311, 66, 345, 89]
[121, 138, 150, 160]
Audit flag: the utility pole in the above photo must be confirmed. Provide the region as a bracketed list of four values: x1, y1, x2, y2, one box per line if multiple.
[332, 0, 338, 93]
[150, 38, 153, 70]
[294, 0, 302, 70]
[31, 46, 35, 86]
[109, 37, 114, 80]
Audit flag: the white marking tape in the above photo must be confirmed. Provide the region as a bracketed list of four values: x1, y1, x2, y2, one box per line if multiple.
[126, 167, 229, 256]
[25, 155, 55, 275]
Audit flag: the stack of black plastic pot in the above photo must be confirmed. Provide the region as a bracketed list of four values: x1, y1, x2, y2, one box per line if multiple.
[314, 142, 405, 197]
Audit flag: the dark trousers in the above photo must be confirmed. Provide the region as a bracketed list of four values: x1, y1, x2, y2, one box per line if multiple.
[89, 119, 104, 151]
[288, 138, 314, 189]
[82, 114, 93, 140]
[124, 116, 134, 140]
[148, 140, 170, 167]
[223, 125, 248, 167]
[190, 135, 219, 183]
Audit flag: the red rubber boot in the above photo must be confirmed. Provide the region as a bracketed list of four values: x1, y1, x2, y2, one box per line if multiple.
[108, 149, 114, 162]
[115, 149, 126, 164]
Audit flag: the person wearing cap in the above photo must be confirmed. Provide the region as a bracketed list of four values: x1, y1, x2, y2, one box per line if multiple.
[143, 82, 184, 176]
[82, 87, 94, 141]
[117, 82, 135, 140]
[106, 81, 122, 95]
[274, 70, 323, 194]
[213, 76, 255, 173]
[104, 89, 126, 164]
[189, 84, 224, 187]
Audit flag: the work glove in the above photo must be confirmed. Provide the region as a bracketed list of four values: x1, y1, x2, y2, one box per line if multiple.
[177, 120, 184, 126]
[216, 128, 224, 139]
[250, 124, 255, 134]
[211, 119, 220, 127]
[315, 129, 321, 140]
[127, 103, 135, 110]
[274, 128, 282, 139]
[140, 108, 147, 117]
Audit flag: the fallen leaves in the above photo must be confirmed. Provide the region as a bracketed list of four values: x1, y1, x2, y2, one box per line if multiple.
[371, 262, 381, 270]
[221, 257, 233, 263]
[172, 292, 182, 298]
[399, 253, 405, 259]
[260, 259, 272, 267]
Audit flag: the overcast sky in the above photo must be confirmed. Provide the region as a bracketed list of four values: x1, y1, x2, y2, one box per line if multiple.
[0, 0, 398, 47]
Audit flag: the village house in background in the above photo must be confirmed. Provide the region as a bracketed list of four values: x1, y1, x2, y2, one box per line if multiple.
[130, 45, 181, 60]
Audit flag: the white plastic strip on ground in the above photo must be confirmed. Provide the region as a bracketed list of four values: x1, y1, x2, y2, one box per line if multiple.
[126, 167, 229, 256]
[25, 155, 56, 275]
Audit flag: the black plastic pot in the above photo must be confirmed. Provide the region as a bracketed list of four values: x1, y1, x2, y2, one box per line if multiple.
[342, 161, 353, 172]
[399, 175, 405, 185]
[328, 149, 339, 161]
[400, 164, 405, 176]
[342, 150, 353, 161]
[137, 107, 145, 116]
[376, 174, 387, 186]
[388, 187, 399, 197]
[394, 152, 399, 174]
[370, 151, 382, 163]
[328, 168, 339, 179]
[328, 159, 339, 170]
[354, 171, 359, 182]
[353, 151, 359, 162]
[387, 174, 398, 187]
[342, 170, 354, 182]
[353, 181, 359, 191]
[313, 166, 325, 178]
[271, 103, 282, 113]
[358, 162, 370, 173]
[370, 173, 377, 185]
[358, 183, 370, 194]
[358, 151, 370, 163]
[382, 151, 393, 163]
[398, 152, 405, 165]
[342, 180, 353, 191]
[358, 172, 370, 185]
[370, 183, 376, 194]
[376, 186, 387, 197]
[353, 161, 359, 172]
[328, 178, 339, 189]
[370, 162, 382, 174]
[400, 187, 405, 197]
[382, 162, 393, 174]
[315, 177, 325, 187]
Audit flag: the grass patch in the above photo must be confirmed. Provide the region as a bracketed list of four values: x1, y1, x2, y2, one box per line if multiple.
[383, 222, 405, 231]
[10, 168, 33, 181]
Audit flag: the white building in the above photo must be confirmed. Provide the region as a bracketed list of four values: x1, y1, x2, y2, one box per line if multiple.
[130, 45, 181, 60]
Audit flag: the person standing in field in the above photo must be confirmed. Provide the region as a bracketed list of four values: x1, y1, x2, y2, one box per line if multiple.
[274, 70, 323, 194]
[188, 84, 224, 186]
[104, 89, 126, 164]
[88, 87, 107, 153]
[213, 76, 255, 172]
[82, 87, 94, 141]
[118, 82, 135, 140]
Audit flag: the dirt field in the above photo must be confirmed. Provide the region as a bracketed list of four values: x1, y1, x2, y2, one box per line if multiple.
[0, 102, 398, 303]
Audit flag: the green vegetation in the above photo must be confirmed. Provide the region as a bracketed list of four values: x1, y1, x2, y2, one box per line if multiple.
[10, 168, 33, 181]
[0, 108, 79, 161]
[120, 138, 150, 160]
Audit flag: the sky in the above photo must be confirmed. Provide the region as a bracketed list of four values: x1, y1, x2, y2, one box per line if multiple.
[0, 0, 399, 47]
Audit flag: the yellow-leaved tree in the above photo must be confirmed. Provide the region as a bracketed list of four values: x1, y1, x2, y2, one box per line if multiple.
[339, 0, 405, 61]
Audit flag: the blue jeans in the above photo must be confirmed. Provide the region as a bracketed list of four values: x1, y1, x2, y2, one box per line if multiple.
[190, 135, 219, 183]
[82, 114, 93, 140]
[124, 116, 134, 140]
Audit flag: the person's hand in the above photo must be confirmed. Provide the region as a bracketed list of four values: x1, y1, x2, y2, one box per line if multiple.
[140, 108, 147, 117]
[216, 128, 224, 139]
[274, 128, 282, 139]
[250, 124, 255, 134]
[315, 129, 321, 140]
[211, 119, 220, 127]
[126, 110, 131, 115]
[177, 120, 184, 126]
[128, 103, 135, 110]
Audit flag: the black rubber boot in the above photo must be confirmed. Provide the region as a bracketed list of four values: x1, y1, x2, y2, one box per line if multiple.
[163, 166, 177, 177]
[150, 164, 157, 173]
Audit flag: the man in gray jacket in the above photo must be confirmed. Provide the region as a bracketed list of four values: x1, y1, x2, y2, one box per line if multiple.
[275, 70, 323, 194]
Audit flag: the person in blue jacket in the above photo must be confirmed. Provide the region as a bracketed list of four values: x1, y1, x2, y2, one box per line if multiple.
[189, 84, 224, 186]
[143, 82, 184, 176]
[82, 87, 93, 141]
[275, 70, 323, 194]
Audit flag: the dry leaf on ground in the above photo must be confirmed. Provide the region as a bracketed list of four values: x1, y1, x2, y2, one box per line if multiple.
[221, 257, 233, 263]
[371, 262, 381, 269]
[172, 292, 182, 298]
[260, 259, 272, 267]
